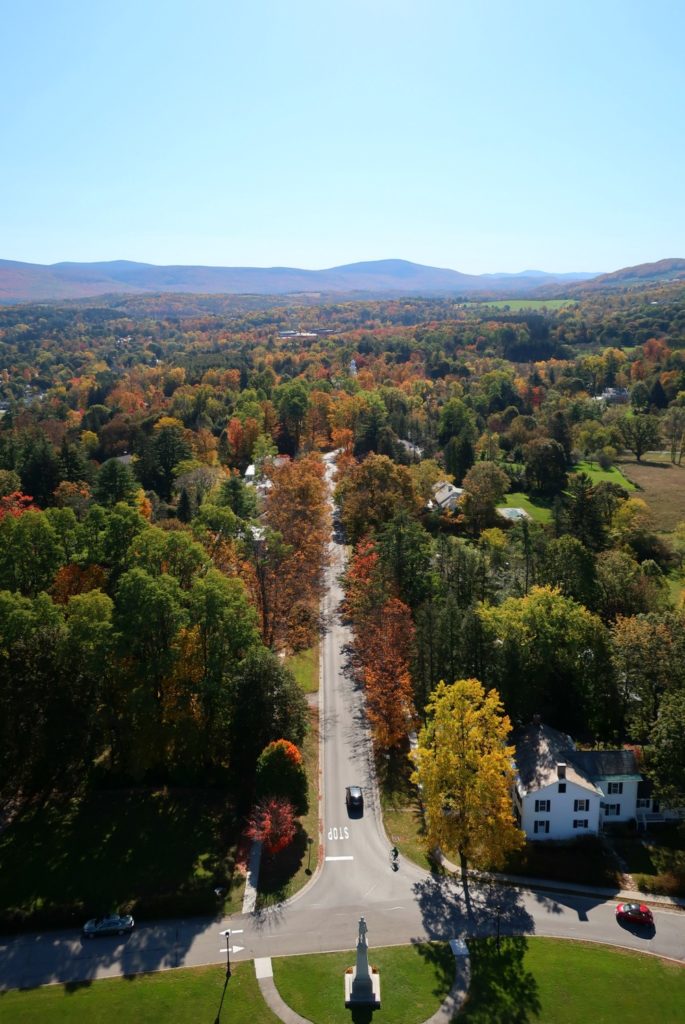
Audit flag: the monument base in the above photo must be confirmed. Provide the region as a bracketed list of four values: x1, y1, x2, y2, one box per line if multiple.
[344, 969, 381, 1008]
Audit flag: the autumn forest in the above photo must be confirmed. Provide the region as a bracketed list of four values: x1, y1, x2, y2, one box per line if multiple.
[1, 281, 685, 927]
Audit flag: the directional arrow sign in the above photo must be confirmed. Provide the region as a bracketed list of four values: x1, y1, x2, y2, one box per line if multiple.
[220, 945, 245, 954]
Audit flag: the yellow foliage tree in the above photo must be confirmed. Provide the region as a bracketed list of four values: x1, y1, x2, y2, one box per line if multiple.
[411, 678, 523, 875]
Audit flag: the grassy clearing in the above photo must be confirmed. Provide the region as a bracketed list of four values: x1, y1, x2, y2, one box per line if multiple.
[503, 837, 621, 889]
[0, 789, 244, 934]
[572, 460, 636, 490]
[273, 941, 454, 1024]
[501, 492, 552, 524]
[460, 937, 685, 1023]
[618, 458, 685, 531]
[257, 707, 320, 907]
[666, 567, 685, 608]
[610, 825, 685, 898]
[0, 963, 279, 1024]
[286, 644, 320, 694]
[380, 752, 434, 872]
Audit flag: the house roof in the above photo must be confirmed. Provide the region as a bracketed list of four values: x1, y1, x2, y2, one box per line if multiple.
[571, 750, 641, 782]
[432, 481, 463, 508]
[513, 722, 600, 796]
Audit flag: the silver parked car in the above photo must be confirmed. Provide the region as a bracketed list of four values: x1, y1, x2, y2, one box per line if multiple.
[82, 913, 135, 938]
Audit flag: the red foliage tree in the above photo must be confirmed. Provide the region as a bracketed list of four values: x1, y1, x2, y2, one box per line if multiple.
[246, 797, 297, 854]
[0, 492, 38, 519]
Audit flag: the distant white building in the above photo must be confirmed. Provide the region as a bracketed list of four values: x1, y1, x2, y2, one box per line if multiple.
[512, 721, 678, 840]
[594, 387, 629, 405]
[430, 481, 464, 512]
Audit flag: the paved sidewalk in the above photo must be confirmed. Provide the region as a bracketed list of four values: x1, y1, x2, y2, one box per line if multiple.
[435, 851, 685, 909]
[256, 958, 314, 1024]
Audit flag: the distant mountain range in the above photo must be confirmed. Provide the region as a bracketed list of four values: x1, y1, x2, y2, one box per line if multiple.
[0, 256, 682, 305]
[0, 258, 597, 304]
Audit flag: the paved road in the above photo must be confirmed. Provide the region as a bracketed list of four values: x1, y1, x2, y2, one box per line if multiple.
[1, 453, 683, 990]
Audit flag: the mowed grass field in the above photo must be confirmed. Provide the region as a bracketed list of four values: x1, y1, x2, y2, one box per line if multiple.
[0, 963, 280, 1024]
[273, 942, 455, 1024]
[501, 492, 553, 523]
[618, 456, 685, 531]
[286, 644, 320, 694]
[460, 937, 685, 1023]
[3, 939, 683, 1022]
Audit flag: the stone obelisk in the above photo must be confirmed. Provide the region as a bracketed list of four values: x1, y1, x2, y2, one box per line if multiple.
[344, 916, 381, 1008]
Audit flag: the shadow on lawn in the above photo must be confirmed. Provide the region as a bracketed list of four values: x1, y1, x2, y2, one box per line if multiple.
[458, 937, 541, 1023]
[255, 824, 309, 905]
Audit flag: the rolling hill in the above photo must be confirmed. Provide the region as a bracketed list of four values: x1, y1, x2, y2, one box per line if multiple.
[0, 258, 598, 304]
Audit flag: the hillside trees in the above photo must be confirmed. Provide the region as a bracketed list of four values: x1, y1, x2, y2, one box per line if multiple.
[461, 461, 509, 532]
[478, 586, 616, 737]
[337, 453, 418, 543]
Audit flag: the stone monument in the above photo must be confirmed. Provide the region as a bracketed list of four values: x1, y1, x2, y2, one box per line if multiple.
[344, 915, 381, 1008]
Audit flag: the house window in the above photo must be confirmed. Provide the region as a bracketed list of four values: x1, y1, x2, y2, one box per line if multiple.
[636, 798, 650, 809]
[607, 782, 623, 795]
[534, 820, 550, 835]
[558, 783, 566, 793]
[534, 799, 551, 813]
[574, 799, 590, 812]
[604, 803, 621, 816]
[573, 819, 589, 829]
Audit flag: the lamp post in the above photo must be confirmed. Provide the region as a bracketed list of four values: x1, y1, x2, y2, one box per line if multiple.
[219, 928, 232, 980]
[306, 835, 314, 875]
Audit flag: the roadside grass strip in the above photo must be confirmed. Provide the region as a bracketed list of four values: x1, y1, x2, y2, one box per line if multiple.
[0, 963, 280, 1024]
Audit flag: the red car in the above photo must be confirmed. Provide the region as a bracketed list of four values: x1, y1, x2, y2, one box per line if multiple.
[615, 902, 653, 926]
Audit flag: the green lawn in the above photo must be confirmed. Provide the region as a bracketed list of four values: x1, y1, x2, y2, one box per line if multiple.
[460, 937, 685, 1023]
[257, 707, 321, 907]
[0, 963, 279, 1024]
[3, 939, 683, 1023]
[0, 789, 245, 933]
[572, 460, 636, 490]
[501, 492, 553, 524]
[273, 942, 454, 1024]
[666, 567, 685, 608]
[611, 825, 685, 897]
[286, 644, 320, 694]
[380, 751, 434, 872]
[502, 837, 621, 889]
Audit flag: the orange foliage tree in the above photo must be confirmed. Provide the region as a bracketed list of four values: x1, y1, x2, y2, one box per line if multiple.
[248, 454, 329, 651]
[360, 597, 417, 751]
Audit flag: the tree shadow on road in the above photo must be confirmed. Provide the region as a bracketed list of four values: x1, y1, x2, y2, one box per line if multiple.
[412, 871, 537, 943]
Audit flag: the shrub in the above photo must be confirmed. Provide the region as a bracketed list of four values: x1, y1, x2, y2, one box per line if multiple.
[255, 739, 308, 815]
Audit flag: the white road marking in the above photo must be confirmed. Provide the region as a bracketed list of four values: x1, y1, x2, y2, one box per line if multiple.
[325, 855, 354, 861]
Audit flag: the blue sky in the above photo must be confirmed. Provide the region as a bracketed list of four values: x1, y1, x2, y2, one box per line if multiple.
[2, 0, 683, 273]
